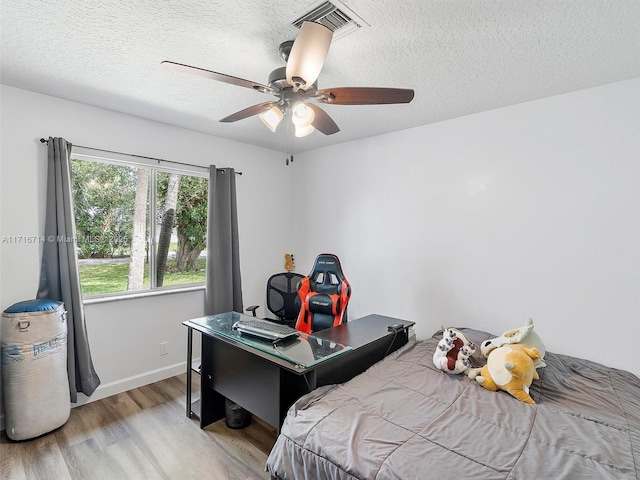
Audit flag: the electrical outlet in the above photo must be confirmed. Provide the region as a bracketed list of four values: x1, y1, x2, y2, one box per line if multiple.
[160, 342, 168, 356]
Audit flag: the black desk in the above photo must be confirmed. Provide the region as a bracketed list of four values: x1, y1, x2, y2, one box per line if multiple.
[183, 313, 414, 431]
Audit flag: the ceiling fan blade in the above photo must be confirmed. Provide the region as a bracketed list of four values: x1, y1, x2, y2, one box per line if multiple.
[307, 104, 340, 135]
[220, 102, 277, 123]
[286, 22, 333, 91]
[316, 87, 415, 105]
[161, 61, 273, 94]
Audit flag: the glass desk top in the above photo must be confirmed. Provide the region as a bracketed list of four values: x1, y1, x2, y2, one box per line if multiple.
[184, 312, 352, 369]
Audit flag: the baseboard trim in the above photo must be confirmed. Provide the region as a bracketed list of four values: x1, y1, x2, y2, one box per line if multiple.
[73, 359, 201, 407]
[1, 358, 201, 432]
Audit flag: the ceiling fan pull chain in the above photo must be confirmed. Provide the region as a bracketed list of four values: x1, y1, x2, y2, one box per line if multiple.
[285, 116, 294, 165]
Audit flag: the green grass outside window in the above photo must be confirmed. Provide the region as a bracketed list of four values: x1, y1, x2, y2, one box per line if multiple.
[79, 259, 206, 296]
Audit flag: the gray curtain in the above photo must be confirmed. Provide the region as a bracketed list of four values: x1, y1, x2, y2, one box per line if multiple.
[37, 137, 101, 402]
[205, 166, 243, 314]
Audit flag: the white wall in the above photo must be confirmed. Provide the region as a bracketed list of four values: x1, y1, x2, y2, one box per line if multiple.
[292, 78, 640, 378]
[0, 85, 293, 412]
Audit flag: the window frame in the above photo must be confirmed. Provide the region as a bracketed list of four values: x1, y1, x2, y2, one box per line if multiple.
[71, 147, 209, 301]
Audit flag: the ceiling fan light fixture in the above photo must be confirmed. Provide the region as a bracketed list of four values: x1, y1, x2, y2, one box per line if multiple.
[291, 102, 315, 129]
[286, 21, 333, 91]
[295, 124, 316, 137]
[259, 105, 284, 132]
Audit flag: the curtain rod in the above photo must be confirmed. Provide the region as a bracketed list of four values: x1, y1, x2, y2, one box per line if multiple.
[39, 138, 242, 175]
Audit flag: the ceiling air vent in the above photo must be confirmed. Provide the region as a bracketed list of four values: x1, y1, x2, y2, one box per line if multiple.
[291, 0, 368, 41]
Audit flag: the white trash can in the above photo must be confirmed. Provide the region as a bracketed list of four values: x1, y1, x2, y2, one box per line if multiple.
[2, 299, 70, 440]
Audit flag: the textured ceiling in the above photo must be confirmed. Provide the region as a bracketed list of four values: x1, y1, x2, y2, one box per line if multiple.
[1, 0, 639, 153]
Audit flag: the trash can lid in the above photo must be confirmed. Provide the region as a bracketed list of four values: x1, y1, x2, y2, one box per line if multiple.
[4, 298, 63, 314]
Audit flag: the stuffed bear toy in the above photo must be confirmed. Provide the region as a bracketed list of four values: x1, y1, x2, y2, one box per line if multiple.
[480, 318, 546, 368]
[468, 343, 541, 404]
[433, 327, 477, 375]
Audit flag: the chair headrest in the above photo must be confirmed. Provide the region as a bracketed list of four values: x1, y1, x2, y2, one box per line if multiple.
[313, 254, 342, 272]
[309, 253, 347, 286]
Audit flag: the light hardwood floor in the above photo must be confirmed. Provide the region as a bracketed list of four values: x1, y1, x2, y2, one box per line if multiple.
[0, 374, 278, 480]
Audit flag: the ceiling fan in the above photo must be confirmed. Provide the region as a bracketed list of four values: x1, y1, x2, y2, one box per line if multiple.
[162, 21, 414, 137]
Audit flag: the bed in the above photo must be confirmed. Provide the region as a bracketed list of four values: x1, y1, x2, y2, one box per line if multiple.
[266, 328, 640, 479]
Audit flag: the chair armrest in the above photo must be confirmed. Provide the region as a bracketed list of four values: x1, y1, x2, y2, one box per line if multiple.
[245, 305, 259, 317]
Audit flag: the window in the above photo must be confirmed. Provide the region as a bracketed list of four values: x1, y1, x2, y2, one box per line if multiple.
[71, 153, 208, 297]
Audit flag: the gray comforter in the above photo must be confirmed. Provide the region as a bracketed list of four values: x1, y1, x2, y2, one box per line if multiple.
[266, 328, 640, 479]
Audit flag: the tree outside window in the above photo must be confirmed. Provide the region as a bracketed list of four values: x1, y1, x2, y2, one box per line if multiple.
[71, 159, 208, 297]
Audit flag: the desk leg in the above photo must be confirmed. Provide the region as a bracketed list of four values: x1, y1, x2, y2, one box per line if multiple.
[199, 335, 226, 428]
[278, 369, 315, 431]
[186, 326, 193, 418]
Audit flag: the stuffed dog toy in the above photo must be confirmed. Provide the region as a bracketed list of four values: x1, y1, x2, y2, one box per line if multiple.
[433, 327, 477, 375]
[468, 343, 541, 404]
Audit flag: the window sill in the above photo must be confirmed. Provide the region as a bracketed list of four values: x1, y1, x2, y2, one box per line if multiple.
[83, 284, 205, 305]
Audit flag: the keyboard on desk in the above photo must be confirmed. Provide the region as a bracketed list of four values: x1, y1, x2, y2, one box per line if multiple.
[232, 318, 299, 343]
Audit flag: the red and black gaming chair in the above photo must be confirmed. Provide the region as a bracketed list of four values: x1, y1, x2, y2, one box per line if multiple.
[294, 253, 351, 334]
